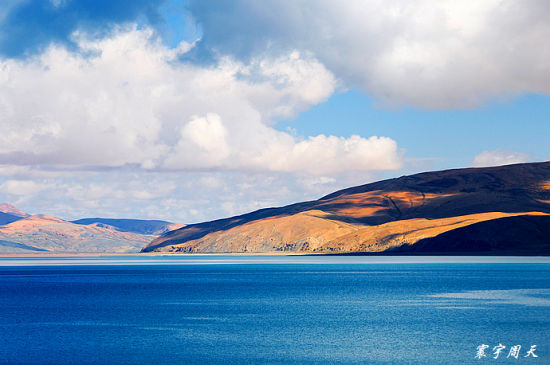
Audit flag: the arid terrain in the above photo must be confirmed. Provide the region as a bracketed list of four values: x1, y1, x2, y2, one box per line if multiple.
[0, 205, 182, 253]
[143, 161, 550, 255]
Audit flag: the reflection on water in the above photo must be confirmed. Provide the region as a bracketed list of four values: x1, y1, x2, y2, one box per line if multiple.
[393, 289, 550, 309]
[429, 289, 550, 307]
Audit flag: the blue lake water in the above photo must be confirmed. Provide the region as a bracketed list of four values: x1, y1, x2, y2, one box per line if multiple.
[0, 255, 549, 364]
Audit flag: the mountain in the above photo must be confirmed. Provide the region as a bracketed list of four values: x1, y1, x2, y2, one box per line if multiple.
[0, 203, 29, 218]
[0, 205, 184, 253]
[0, 214, 158, 253]
[0, 212, 23, 226]
[0, 239, 47, 253]
[71, 218, 183, 235]
[0, 203, 30, 226]
[396, 215, 550, 254]
[142, 161, 550, 255]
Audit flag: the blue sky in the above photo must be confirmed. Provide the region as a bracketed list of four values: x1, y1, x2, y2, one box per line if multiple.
[0, 0, 548, 223]
[277, 91, 550, 171]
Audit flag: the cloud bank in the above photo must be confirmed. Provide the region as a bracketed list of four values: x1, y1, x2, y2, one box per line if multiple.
[188, 0, 550, 108]
[2, 1, 545, 222]
[0, 27, 401, 175]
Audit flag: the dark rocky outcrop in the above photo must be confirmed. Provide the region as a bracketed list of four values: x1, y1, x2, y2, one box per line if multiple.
[393, 215, 550, 255]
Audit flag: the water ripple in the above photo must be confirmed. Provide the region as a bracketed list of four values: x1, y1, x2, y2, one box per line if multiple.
[429, 289, 550, 307]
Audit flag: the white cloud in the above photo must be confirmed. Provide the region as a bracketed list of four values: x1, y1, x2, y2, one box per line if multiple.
[471, 149, 532, 167]
[0, 25, 410, 223]
[189, 0, 550, 108]
[247, 134, 402, 175]
[0, 180, 49, 195]
[165, 113, 230, 168]
[0, 168, 373, 223]
[0, 26, 402, 175]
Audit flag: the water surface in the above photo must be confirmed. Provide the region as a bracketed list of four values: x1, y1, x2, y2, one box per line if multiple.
[1, 256, 548, 364]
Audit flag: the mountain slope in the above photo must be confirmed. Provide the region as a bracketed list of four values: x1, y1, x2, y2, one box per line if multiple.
[0, 239, 47, 253]
[0, 215, 157, 253]
[394, 215, 550, 254]
[0, 212, 23, 226]
[143, 161, 550, 254]
[71, 218, 183, 235]
[0, 203, 29, 218]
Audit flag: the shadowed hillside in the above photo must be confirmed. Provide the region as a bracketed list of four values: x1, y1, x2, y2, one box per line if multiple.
[0, 212, 22, 226]
[392, 215, 550, 254]
[72, 218, 183, 235]
[0, 239, 47, 253]
[143, 161, 550, 254]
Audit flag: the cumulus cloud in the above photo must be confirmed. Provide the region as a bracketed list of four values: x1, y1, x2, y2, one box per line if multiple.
[471, 149, 532, 167]
[188, 0, 550, 108]
[0, 180, 50, 196]
[245, 134, 401, 175]
[165, 113, 231, 169]
[0, 26, 401, 175]
[0, 16, 414, 222]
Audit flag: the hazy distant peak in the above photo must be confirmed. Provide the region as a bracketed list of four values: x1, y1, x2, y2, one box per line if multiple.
[26, 214, 66, 223]
[71, 218, 184, 235]
[0, 203, 29, 218]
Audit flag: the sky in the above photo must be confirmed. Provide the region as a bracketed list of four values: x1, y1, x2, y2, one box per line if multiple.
[0, 0, 549, 223]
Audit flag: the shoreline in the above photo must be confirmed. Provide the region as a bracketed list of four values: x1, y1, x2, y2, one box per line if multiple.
[1, 251, 550, 258]
[0, 251, 302, 257]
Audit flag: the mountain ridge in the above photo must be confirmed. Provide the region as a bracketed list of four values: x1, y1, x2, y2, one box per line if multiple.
[142, 161, 550, 254]
[0, 210, 183, 253]
[71, 218, 184, 235]
[0, 215, 156, 253]
[0, 203, 29, 218]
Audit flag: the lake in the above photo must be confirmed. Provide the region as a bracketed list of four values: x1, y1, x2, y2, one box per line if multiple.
[1, 255, 549, 364]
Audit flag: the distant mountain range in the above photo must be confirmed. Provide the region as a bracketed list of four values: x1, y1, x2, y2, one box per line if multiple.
[2, 162, 549, 255]
[71, 218, 182, 235]
[0, 206, 183, 253]
[142, 161, 550, 255]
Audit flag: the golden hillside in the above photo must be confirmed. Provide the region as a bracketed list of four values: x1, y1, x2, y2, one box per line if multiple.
[143, 161, 550, 254]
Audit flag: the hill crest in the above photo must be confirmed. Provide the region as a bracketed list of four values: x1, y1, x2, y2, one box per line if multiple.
[143, 161, 550, 254]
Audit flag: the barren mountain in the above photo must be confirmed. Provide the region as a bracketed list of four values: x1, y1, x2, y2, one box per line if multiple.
[0, 203, 29, 218]
[143, 161, 550, 254]
[0, 215, 157, 253]
[72, 218, 183, 235]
